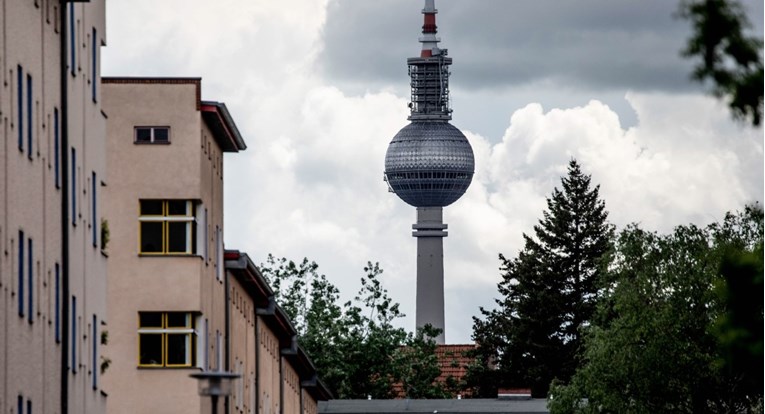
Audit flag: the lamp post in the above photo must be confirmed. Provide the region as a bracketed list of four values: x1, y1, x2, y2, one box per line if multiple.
[191, 371, 240, 414]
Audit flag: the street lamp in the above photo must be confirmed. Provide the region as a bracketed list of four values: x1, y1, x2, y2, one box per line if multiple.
[190, 371, 240, 414]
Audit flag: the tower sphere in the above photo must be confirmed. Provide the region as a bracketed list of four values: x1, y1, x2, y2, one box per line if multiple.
[384, 121, 474, 207]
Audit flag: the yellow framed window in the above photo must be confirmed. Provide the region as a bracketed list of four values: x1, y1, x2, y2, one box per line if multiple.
[139, 200, 196, 254]
[138, 312, 196, 367]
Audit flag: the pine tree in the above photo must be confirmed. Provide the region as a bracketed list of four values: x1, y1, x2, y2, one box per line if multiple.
[469, 159, 613, 398]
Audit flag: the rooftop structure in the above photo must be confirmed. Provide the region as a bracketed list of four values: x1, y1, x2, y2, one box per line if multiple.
[383, 0, 474, 343]
[318, 398, 549, 414]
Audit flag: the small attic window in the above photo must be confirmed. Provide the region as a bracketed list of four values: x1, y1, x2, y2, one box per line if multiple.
[135, 127, 170, 144]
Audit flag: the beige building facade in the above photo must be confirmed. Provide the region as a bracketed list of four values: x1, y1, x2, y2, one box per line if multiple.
[0, 1, 108, 413]
[225, 251, 332, 414]
[102, 77, 246, 414]
[2, 3, 330, 413]
[102, 78, 331, 414]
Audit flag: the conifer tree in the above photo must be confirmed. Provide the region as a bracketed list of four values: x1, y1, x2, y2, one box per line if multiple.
[469, 159, 613, 398]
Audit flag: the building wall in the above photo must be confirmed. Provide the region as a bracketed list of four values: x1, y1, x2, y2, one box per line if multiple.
[258, 323, 281, 414]
[0, 0, 107, 413]
[230, 275, 257, 414]
[282, 362, 300, 414]
[102, 79, 228, 414]
[302, 390, 319, 414]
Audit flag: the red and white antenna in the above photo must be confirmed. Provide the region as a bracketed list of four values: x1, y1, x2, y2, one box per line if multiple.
[420, 0, 441, 57]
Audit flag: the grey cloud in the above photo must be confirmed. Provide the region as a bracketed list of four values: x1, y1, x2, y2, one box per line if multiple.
[320, 0, 762, 94]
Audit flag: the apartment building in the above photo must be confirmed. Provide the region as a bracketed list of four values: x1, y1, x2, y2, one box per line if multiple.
[225, 251, 332, 414]
[0, 1, 108, 413]
[101, 77, 246, 413]
[102, 78, 331, 414]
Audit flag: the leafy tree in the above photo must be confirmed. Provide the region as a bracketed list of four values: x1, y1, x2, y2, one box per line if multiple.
[549, 206, 763, 414]
[469, 159, 613, 398]
[391, 324, 461, 399]
[679, 0, 763, 126]
[261, 256, 453, 399]
[715, 246, 764, 402]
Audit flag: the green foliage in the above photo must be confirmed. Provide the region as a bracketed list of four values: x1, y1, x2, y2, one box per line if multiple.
[392, 324, 457, 399]
[549, 206, 764, 414]
[679, 0, 763, 126]
[714, 207, 764, 402]
[101, 218, 110, 251]
[470, 160, 613, 398]
[261, 256, 452, 399]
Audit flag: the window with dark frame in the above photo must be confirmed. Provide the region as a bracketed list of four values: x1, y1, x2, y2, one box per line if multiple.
[92, 172, 97, 247]
[71, 147, 76, 226]
[92, 314, 98, 389]
[28, 238, 33, 323]
[55, 263, 61, 343]
[18, 230, 24, 317]
[92, 27, 97, 102]
[17, 65, 23, 152]
[54, 108, 60, 188]
[27, 74, 33, 160]
[134, 127, 170, 144]
[71, 295, 77, 373]
[69, 3, 75, 76]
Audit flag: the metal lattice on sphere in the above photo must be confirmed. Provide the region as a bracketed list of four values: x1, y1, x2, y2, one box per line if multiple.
[384, 121, 474, 207]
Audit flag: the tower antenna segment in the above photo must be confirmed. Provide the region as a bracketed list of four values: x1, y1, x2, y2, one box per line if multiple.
[420, 0, 440, 57]
[384, 0, 475, 344]
[409, 0, 452, 121]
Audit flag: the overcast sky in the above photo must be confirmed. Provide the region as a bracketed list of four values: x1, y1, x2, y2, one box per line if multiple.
[103, 0, 764, 344]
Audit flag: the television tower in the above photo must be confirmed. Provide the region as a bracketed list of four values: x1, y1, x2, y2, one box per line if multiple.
[384, 0, 474, 344]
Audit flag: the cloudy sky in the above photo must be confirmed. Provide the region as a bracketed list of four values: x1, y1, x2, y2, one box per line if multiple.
[103, 0, 764, 343]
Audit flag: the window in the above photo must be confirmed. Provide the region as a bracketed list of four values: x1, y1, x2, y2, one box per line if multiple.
[236, 360, 244, 410]
[71, 147, 76, 226]
[18, 230, 24, 317]
[203, 318, 209, 370]
[91, 27, 97, 102]
[216, 330, 222, 370]
[92, 172, 97, 247]
[69, 3, 75, 76]
[27, 74, 33, 160]
[196, 205, 208, 262]
[71, 295, 77, 373]
[138, 312, 196, 367]
[134, 127, 169, 144]
[54, 108, 60, 188]
[139, 200, 195, 254]
[92, 314, 97, 389]
[55, 264, 60, 343]
[215, 225, 223, 281]
[28, 238, 33, 323]
[17, 65, 23, 151]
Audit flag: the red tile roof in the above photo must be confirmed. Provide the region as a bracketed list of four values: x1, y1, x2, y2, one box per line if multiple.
[392, 344, 476, 399]
[436, 344, 475, 384]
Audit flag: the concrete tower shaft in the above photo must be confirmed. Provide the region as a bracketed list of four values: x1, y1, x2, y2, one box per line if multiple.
[413, 207, 447, 344]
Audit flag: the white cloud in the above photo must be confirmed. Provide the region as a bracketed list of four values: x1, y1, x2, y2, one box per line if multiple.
[442, 94, 762, 340]
[103, 1, 763, 344]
